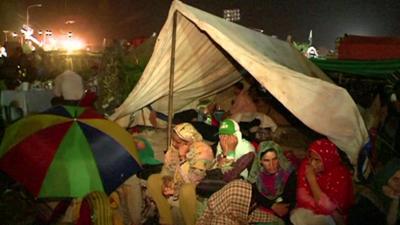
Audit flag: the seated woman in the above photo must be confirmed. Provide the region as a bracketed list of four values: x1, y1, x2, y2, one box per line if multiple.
[290, 139, 354, 225]
[248, 141, 297, 224]
[75, 191, 125, 225]
[149, 141, 214, 225]
[146, 123, 208, 225]
[196, 141, 296, 225]
[162, 122, 204, 176]
[348, 158, 400, 225]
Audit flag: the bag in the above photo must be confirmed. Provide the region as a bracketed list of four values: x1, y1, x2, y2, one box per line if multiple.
[195, 168, 227, 198]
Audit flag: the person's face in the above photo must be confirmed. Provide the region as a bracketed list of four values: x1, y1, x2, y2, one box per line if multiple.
[162, 182, 175, 197]
[171, 132, 191, 160]
[309, 151, 324, 173]
[219, 134, 238, 154]
[387, 170, 400, 194]
[261, 150, 279, 174]
[219, 134, 236, 142]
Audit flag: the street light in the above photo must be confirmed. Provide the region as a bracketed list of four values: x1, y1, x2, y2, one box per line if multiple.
[26, 3, 42, 27]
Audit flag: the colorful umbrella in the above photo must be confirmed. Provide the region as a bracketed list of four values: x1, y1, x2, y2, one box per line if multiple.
[0, 105, 142, 198]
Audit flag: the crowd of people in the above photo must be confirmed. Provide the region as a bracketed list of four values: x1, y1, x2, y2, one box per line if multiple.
[1, 43, 399, 225]
[133, 78, 400, 225]
[137, 120, 398, 225]
[22, 76, 398, 225]
[81, 76, 399, 225]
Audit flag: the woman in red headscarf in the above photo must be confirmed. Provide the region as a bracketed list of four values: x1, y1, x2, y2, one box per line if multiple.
[290, 139, 354, 225]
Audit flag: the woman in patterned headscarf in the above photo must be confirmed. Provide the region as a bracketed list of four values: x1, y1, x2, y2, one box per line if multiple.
[147, 123, 204, 225]
[172, 141, 215, 225]
[348, 158, 400, 225]
[290, 138, 354, 225]
[162, 123, 203, 176]
[196, 141, 296, 225]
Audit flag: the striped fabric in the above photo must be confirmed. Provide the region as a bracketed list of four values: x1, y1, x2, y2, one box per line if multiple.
[85, 191, 113, 225]
[248, 208, 283, 225]
[196, 180, 282, 225]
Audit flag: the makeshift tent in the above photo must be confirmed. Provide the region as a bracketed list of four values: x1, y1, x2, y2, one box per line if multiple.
[110, 0, 368, 163]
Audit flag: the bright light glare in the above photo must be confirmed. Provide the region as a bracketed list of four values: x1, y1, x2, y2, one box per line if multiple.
[42, 37, 58, 51]
[61, 39, 85, 52]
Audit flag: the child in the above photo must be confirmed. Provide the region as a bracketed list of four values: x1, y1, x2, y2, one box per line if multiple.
[161, 175, 176, 198]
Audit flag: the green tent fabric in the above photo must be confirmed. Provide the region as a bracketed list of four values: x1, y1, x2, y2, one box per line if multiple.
[311, 58, 400, 79]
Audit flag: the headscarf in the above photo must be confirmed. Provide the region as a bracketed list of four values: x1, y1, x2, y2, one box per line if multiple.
[83, 191, 112, 225]
[297, 138, 354, 215]
[215, 119, 255, 178]
[173, 122, 203, 143]
[163, 123, 203, 176]
[216, 119, 253, 159]
[247, 141, 294, 200]
[371, 158, 400, 214]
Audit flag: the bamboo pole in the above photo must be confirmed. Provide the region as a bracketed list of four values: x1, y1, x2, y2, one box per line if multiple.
[167, 11, 178, 148]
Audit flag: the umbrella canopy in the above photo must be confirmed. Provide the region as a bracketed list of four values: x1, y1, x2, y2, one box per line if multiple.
[0, 105, 142, 198]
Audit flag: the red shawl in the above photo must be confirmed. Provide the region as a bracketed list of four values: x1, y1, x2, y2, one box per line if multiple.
[297, 139, 354, 216]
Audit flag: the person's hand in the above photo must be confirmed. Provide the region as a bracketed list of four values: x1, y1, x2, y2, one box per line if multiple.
[217, 157, 234, 167]
[305, 164, 316, 181]
[220, 135, 238, 155]
[164, 148, 179, 165]
[216, 154, 232, 166]
[383, 185, 400, 200]
[227, 135, 238, 150]
[149, 110, 158, 128]
[219, 135, 229, 154]
[271, 203, 289, 217]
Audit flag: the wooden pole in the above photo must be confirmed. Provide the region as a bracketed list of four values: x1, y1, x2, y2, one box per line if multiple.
[167, 11, 178, 148]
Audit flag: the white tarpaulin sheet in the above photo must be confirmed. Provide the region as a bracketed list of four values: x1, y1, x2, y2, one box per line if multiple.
[111, 0, 368, 163]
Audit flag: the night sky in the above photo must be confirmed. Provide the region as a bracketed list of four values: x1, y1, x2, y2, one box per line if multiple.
[1, 0, 400, 48]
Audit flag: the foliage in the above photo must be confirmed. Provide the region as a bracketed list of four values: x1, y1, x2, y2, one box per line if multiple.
[95, 37, 155, 115]
[95, 44, 145, 115]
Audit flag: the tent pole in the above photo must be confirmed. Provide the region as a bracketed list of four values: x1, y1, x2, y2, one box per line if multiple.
[167, 11, 178, 148]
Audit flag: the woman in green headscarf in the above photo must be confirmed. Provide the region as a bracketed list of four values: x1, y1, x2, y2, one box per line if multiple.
[247, 141, 297, 224]
[349, 158, 400, 225]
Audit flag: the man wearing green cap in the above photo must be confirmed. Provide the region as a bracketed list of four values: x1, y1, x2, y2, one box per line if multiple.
[216, 118, 256, 179]
[178, 119, 256, 225]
